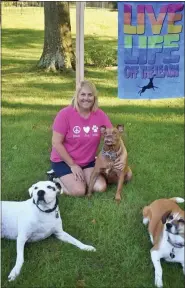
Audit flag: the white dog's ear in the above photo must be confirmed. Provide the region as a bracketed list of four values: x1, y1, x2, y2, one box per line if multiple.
[28, 185, 34, 197]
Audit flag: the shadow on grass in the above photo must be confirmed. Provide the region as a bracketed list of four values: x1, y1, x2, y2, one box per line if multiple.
[2, 28, 117, 72]
[2, 100, 184, 118]
[2, 28, 44, 49]
[2, 58, 40, 75]
[2, 59, 115, 84]
[25, 82, 75, 93]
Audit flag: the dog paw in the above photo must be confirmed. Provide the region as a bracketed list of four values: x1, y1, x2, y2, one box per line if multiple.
[8, 268, 19, 282]
[115, 194, 121, 202]
[83, 245, 96, 252]
[143, 217, 149, 225]
[155, 276, 163, 288]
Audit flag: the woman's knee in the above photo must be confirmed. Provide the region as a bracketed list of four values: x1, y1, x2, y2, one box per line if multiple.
[72, 186, 86, 196]
[60, 175, 86, 196]
[64, 185, 86, 196]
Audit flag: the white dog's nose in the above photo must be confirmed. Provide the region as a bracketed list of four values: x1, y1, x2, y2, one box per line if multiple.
[37, 190, 45, 199]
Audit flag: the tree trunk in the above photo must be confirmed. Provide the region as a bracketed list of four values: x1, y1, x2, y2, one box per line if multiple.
[38, 2, 75, 72]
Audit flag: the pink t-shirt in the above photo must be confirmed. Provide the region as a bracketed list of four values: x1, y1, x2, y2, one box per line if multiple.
[50, 105, 112, 166]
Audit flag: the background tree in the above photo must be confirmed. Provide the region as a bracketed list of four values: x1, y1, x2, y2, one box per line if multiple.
[38, 2, 75, 72]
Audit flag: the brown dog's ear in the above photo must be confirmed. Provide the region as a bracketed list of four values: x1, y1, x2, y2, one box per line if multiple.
[161, 210, 172, 224]
[100, 125, 106, 134]
[117, 124, 124, 133]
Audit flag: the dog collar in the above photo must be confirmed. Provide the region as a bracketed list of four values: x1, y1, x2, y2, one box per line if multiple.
[167, 235, 184, 249]
[102, 149, 117, 161]
[33, 197, 59, 214]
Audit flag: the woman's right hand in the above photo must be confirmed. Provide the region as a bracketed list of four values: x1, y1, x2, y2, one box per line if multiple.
[70, 164, 84, 182]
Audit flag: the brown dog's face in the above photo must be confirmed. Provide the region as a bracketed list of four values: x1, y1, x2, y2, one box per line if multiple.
[100, 125, 124, 146]
[162, 211, 185, 236]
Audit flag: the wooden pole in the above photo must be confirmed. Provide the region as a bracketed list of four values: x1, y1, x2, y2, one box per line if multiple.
[76, 2, 85, 89]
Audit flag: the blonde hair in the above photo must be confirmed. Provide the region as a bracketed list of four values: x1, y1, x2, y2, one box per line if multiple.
[72, 80, 98, 112]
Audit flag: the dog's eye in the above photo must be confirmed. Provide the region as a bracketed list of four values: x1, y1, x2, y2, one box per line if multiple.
[169, 215, 173, 220]
[47, 185, 56, 191]
[34, 187, 38, 190]
[178, 218, 185, 223]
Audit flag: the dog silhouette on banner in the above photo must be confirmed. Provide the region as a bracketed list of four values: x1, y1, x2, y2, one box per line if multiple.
[138, 74, 158, 96]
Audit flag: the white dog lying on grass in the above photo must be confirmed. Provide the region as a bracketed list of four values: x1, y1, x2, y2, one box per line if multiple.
[1, 181, 96, 281]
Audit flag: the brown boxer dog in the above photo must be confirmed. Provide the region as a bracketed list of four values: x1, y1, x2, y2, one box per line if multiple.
[87, 125, 132, 201]
[143, 197, 185, 287]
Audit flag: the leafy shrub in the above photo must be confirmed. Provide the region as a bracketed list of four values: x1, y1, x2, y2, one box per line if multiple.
[84, 42, 117, 67]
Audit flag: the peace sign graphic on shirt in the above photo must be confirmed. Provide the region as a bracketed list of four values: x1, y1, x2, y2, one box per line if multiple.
[73, 126, 81, 134]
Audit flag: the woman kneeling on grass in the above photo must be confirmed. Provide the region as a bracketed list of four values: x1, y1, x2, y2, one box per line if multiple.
[50, 80, 112, 196]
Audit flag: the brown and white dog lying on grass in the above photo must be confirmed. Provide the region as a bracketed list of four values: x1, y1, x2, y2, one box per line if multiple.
[143, 197, 185, 288]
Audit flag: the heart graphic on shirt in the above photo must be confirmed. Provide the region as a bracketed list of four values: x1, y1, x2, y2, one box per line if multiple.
[83, 126, 90, 133]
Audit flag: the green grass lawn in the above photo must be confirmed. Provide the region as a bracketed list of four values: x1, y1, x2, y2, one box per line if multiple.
[1, 6, 184, 288]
